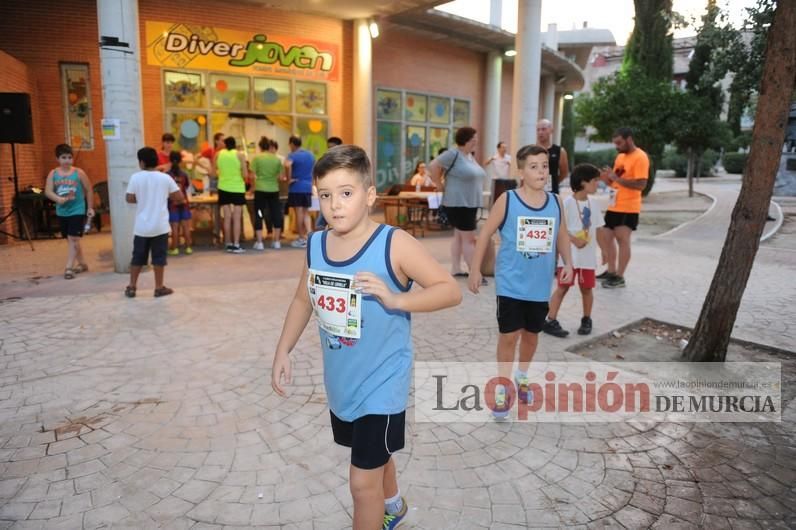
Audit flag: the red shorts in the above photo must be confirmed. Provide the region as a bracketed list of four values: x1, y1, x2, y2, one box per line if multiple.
[557, 267, 596, 289]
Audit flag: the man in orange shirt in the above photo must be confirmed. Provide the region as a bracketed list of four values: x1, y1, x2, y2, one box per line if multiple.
[597, 127, 649, 288]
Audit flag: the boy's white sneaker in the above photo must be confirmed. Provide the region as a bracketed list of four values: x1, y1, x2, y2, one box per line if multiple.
[253, 241, 265, 251]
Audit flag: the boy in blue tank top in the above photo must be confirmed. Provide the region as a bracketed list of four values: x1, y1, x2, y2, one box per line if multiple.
[271, 145, 461, 530]
[468, 145, 573, 418]
[44, 144, 95, 280]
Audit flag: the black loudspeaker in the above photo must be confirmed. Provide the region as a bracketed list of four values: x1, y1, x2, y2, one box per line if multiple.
[0, 93, 34, 144]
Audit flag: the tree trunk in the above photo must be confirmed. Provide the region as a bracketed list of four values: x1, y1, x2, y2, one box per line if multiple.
[687, 148, 695, 198]
[684, 0, 795, 362]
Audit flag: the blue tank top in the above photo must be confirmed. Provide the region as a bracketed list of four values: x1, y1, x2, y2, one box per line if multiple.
[495, 190, 561, 302]
[53, 169, 86, 217]
[307, 224, 412, 421]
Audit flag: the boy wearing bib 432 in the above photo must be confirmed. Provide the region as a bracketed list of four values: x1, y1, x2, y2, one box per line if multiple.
[469, 145, 574, 418]
[271, 146, 461, 530]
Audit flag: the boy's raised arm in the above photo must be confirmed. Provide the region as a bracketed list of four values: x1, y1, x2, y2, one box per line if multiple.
[271, 259, 314, 396]
[468, 192, 507, 293]
[356, 230, 461, 314]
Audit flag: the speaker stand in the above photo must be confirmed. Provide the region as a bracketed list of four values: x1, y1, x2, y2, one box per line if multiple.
[0, 143, 35, 250]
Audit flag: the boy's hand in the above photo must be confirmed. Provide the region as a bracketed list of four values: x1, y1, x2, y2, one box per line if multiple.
[559, 264, 574, 284]
[468, 270, 483, 294]
[355, 272, 399, 309]
[271, 352, 292, 397]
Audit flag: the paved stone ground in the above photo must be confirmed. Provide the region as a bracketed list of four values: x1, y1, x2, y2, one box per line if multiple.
[1, 177, 795, 529]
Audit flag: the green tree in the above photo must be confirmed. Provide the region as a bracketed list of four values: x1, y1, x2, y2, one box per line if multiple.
[623, 0, 674, 81]
[672, 0, 732, 196]
[726, 0, 776, 136]
[560, 97, 575, 161]
[578, 0, 676, 193]
[575, 68, 676, 193]
[684, 0, 795, 362]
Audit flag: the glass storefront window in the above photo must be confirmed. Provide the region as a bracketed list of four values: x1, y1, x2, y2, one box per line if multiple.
[429, 128, 450, 161]
[295, 81, 327, 115]
[453, 99, 470, 128]
[376, 122, 401, 191]
[209, 74, 250, 110]
[253, 78, 291, 113]
[405, 93, 427, 123]
[296, 117, 329, 158]
[376, 89, 401, 120]
[405, 126, 426, 181]
[164, 71, 205, 108]
[428, 96, 451, 125]
[167, 112, 208, 151]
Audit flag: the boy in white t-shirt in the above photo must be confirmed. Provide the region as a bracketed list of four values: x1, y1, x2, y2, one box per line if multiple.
[124, 147, 183, 298]
[543, 164, 604, 337]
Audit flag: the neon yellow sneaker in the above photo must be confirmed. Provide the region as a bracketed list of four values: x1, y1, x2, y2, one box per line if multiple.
[492, 386, 510, 420]
[167, 248, 179, 256]
[383, 497, 407, 529]
[184, 247, 193, 255]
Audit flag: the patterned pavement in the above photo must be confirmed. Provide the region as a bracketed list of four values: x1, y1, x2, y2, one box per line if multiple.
[1, 177, 794, 529]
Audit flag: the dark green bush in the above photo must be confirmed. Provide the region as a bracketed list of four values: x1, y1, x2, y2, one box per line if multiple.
[660, 148, 720, 177]
[573, 149, 616, 169]
[723, 152, 747, 174]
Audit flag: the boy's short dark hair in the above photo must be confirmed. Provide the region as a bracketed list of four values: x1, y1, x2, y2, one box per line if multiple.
[289, 135, 302, 147]
[169, 151, 182, 165]
[224, 136, 236, 150]
[569, 163, 601, 191]
[269, 139, 279, 150]
[258, 136, 270, 151]
[497, 141, 505, 149]
[454, 126, 477, 146]
[161, 133, 176, 143]
[55, 144, 72, 158]
[327, 136, 343, 147]
[613, 127, 633, 139]
[138, 147, 158, 169]
[313, 145, 372, 187]
[213, 132, 224, 142]
[516, 145, 548, 169]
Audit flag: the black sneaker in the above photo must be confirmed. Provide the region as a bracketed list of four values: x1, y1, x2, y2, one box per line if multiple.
[602, 276, 626, 288]
[542, 319, 569, 338]
[230, 245, 246, 254]
[225, 244, 235, 253]
[577, 316, 593, 335]
[596, 270, 615, 280]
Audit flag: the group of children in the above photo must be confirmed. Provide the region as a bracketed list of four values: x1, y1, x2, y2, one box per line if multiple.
[271, 143, 605, 529]
[46, 137, 603, 528]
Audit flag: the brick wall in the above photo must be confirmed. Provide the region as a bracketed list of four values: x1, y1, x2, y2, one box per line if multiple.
[373, 24, 486, 137]
[0, 0, 106, 192]
[0, 51, 44, 243]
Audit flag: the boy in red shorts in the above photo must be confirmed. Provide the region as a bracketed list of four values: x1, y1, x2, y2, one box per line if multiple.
[543, 164, 604, 337]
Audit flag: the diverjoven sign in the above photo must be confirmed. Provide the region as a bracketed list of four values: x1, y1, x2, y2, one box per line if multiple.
[146, 22, 340, 81]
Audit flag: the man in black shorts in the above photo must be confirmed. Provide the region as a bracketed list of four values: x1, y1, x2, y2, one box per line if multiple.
[597, 127, 649, 288]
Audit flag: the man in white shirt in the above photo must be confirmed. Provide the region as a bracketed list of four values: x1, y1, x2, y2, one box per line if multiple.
[485, 141, 511, 180]
[485, 141, 515, 203]
[125, 147, 184, 298]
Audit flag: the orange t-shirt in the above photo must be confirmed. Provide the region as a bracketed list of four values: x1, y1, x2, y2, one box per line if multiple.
[609, 148, 649, 214]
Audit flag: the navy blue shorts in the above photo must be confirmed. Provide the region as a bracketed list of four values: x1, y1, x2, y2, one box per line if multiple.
[169, 207, 192, 223]
[131, 233, 169, 267]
